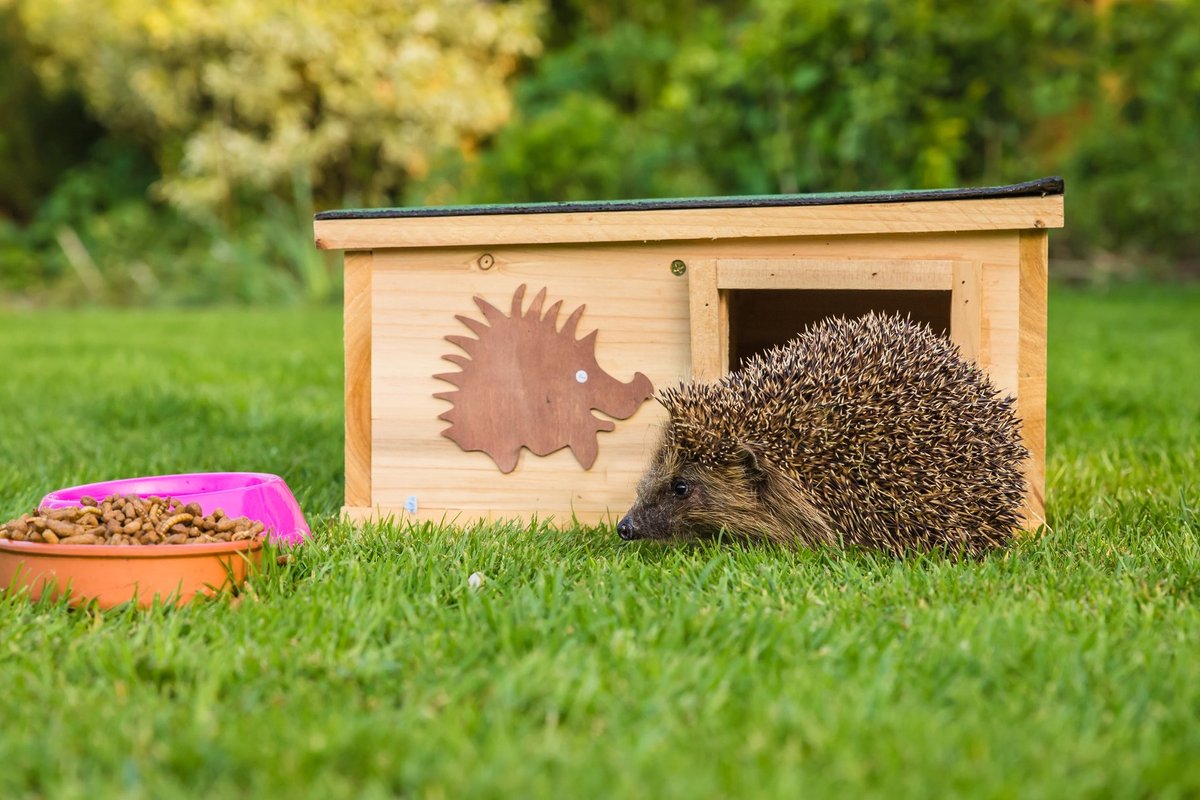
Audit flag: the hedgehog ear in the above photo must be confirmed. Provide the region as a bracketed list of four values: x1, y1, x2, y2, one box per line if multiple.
[736, 443, 769, 490]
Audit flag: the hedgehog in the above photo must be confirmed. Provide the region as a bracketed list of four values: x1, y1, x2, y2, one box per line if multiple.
[616, 312, 1029, 556]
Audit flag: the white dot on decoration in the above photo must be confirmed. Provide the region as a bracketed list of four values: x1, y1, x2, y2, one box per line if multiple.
[468, 572, 486, 589]
[575, 370, 588, 383]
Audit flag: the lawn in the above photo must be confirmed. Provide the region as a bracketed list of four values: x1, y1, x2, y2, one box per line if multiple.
[1, 284, 1197, 799]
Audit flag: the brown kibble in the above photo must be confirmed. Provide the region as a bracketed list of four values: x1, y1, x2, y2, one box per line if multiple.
[45, 518, 80, 537]
[81, 496, 98, 507]
[2, 493, 269, 548]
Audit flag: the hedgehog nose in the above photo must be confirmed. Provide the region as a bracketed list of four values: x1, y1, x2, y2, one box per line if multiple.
[617, 516, 637, 541]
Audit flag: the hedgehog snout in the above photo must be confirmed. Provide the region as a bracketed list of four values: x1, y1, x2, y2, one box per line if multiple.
[617, 515, 638, 540]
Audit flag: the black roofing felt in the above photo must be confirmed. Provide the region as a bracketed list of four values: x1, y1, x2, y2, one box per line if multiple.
[314, 176, 1063, 221]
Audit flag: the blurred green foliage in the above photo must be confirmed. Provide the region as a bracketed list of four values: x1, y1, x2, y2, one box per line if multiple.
[429, 0, 1096, 203]
[2, 0, 1199, 305]
[1064, 0, 1200, 259]
[0, 8, 102, 221]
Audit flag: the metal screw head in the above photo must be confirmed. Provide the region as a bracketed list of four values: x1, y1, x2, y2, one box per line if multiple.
[670, 259, 687, 276]
[479, 253, 495, 270]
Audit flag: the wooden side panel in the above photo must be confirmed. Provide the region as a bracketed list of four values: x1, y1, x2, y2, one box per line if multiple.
[315, 195, 1064, 251]
[950, 261, 983, 365]
[344, 251, 373, 510]
[1018, 230, 1049, 530]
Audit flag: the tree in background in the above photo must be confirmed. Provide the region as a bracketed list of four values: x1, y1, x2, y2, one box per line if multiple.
[13, 0, 542, 218]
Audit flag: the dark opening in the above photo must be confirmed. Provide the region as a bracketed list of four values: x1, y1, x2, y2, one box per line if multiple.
[727, 289, 952, 369]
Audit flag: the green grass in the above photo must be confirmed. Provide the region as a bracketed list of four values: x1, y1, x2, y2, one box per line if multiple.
[1, 285, 1198, 799]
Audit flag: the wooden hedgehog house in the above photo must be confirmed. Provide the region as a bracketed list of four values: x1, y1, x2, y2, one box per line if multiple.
[314, 177, 1064, 530]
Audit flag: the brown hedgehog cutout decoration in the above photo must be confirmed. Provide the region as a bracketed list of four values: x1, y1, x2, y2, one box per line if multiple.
[434, 284, 654, 473]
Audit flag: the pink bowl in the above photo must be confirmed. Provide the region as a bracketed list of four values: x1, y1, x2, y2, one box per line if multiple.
[38, 472, 309, 545]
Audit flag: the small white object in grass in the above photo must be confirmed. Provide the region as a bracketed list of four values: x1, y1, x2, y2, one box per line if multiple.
[468, 571, 486, 589]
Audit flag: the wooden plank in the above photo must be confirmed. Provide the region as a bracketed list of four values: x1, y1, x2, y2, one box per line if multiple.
[344, 251, 372, 508]
[978, 259, 1020, 402]
[688, 260, 723, 381]
[715, 258, 955, 291]
[1018, 230, 1049, 531]
[365, 230, 1019, 276]
[718, 288, 731, 375]
[315, 195, 1064, 251]
[950, 261, 982, 364]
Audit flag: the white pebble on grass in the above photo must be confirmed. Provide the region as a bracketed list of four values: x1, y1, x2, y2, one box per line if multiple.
[468, 572, 486, 589]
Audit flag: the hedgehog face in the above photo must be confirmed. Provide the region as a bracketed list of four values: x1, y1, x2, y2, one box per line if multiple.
[618, 450, 708, 541]
[618, 440, 768, 543]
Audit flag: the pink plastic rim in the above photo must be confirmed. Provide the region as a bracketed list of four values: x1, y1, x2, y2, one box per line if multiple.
[39, 472, 309, 545]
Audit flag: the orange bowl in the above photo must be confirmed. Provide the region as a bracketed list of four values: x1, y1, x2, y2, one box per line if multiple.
[0, 538, 263, 609]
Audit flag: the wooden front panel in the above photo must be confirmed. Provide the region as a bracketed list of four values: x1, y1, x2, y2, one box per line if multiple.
[354, 230, 1026, 526]
[368, 244, 690, 524]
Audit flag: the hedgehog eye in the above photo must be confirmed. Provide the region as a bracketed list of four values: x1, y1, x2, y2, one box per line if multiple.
[671, 478, 691, 498]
